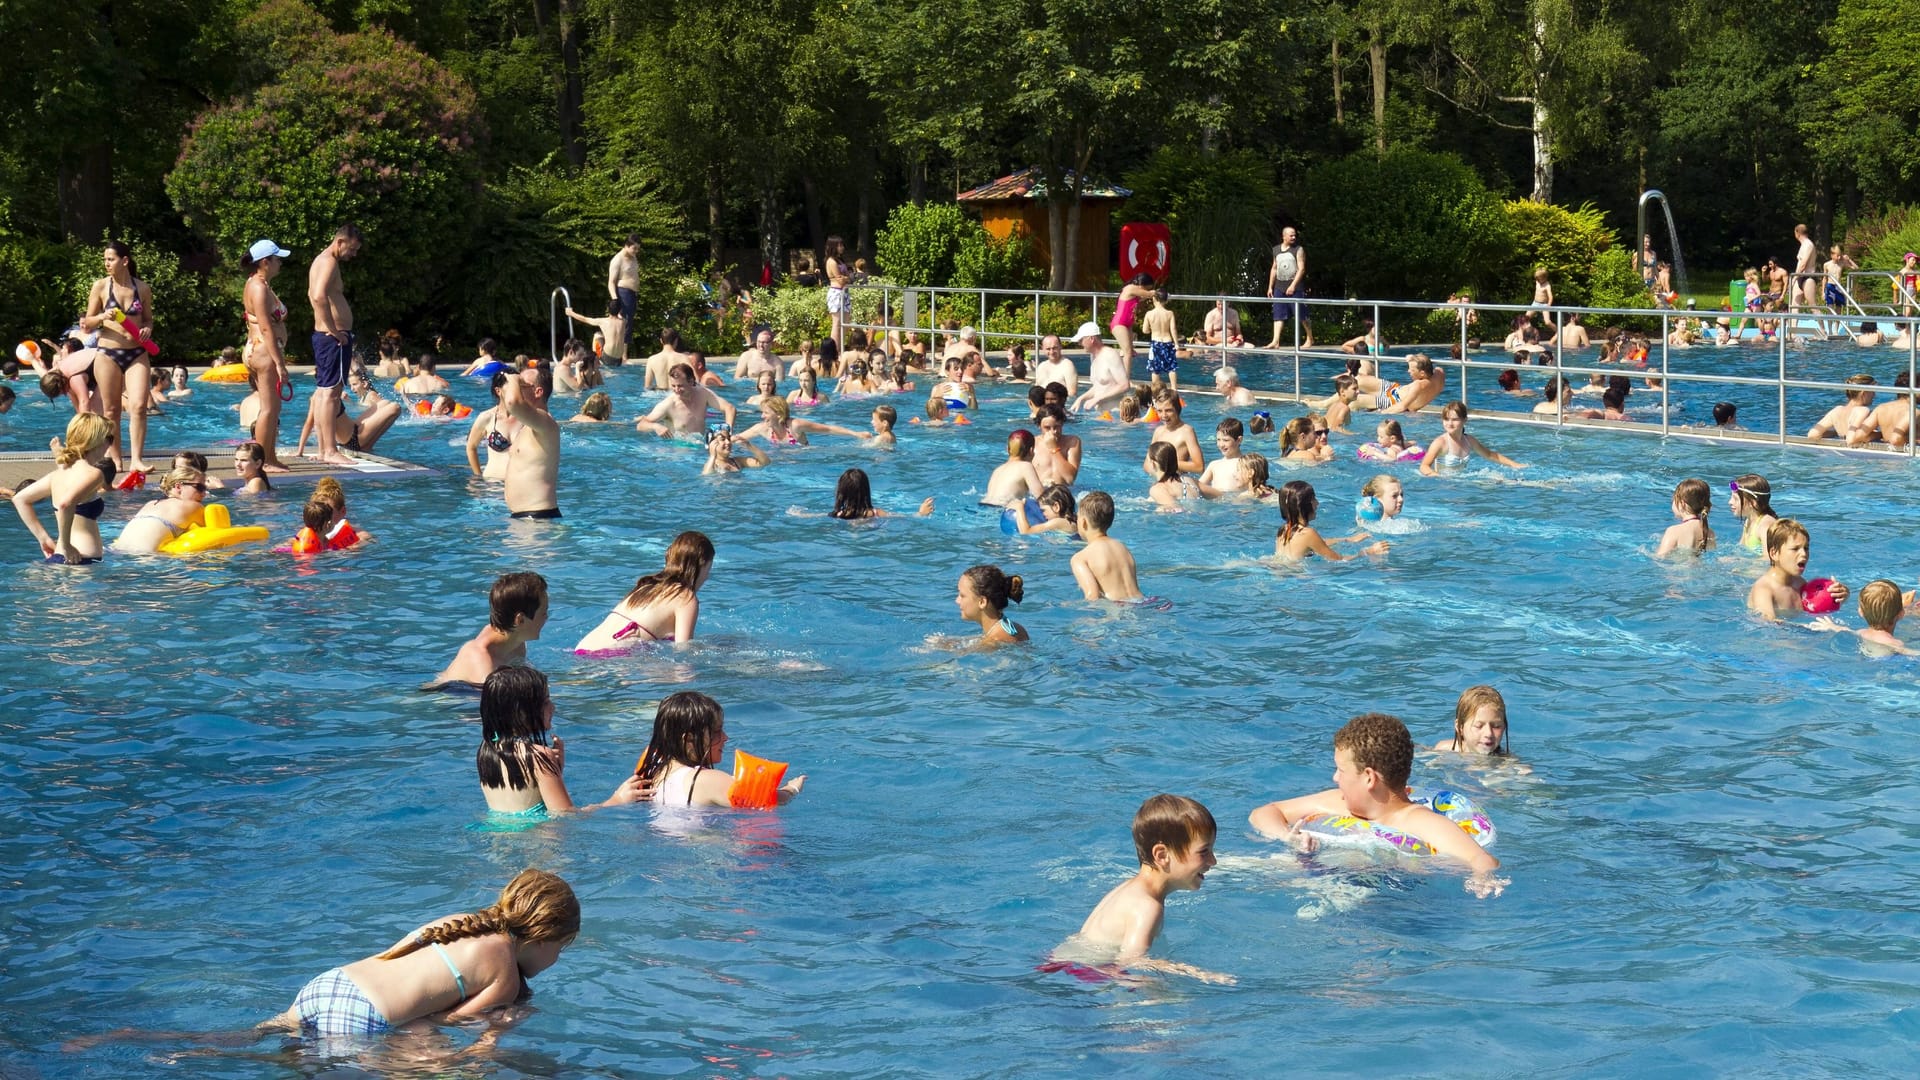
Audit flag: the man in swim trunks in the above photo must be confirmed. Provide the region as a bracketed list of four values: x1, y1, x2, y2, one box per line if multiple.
[501, 363, 562, 519]
[306, 224, 362, 466]
[1850, 372, 1913, 449]
[733, 329, 780, 381]
[1032, 335, 1078, 398]
[1199, 301, 1243, 346]
[643, 328, 694, 390]
[636, 363, 736, 441]
[1263, 226, 1311, 349]
[1793, 223, 1819, 312]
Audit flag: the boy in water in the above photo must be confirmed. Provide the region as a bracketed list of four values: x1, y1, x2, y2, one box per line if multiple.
[1854, 579, 1918, 657]
[1056, 794, 1231, 984]
[1250, 713, 1505, 897]
[431, 572, 550, 688]
[1197, 418, 1246, 493]
[1070, 491, 1143, 601]
[867, 404, 898, 449]
[1746, 519, 1849, 622]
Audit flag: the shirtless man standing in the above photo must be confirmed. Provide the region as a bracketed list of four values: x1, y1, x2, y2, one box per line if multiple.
[501, 363, 562, 520]
[1034, 404, 1083, 487]
[1793, 224, 1819, 311]
[636, 363, 737, 440]
[734, 329, 781, 381]
[306, 224, 362, 465]
[643, 328, 693, 390]
[1032, 334, 1078, 399]
[1070, 322, 1130, 414]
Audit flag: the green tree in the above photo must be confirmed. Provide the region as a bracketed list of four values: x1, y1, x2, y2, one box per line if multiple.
[1295, 147, 1511, 299]
[1807, 0, 1920, 209]
[1121, 148, 1279, 295]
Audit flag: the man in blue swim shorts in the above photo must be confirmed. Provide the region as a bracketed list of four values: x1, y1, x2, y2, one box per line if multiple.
[306, 224, 362, 466]
[1264, 226, 1311, 350]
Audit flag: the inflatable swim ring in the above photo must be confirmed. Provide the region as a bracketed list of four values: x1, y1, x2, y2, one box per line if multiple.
[1357, 442, 1424, 463]
[728, 749, 789, 810]
[1801, 578, 1840, 615]
[1000, 497, 1045, 535]
[414, 399, 473, 419]
[158, 503, 270, 555]
[467, 361, 508, 379]
[1294, 787, 1496, 857]
[200, 363, 250, 384]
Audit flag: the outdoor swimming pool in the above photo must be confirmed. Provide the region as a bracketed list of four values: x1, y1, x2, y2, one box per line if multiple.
[4, 354, 1920, 1077]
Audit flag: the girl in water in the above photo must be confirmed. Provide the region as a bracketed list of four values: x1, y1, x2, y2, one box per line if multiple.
[574, 530, 715, 651]
[166, 365, 193, 400]
[1728, 473, 1778, 553]
[983, 430, 1044, 507]
[1146, 443, 1196, 510]
[232, 441, 273, 495]
[837, 357, 879, 396]
[1433, 685, 1511, 756]
[1419, 401, 1524, 475]
[745, 370, 781, 408]
[702, 426, 768, 474]
[1281, 416, 1335, 463]
[957, 563, 1028, 644]
[263, 868, 581, 1038]
[13, 413, 115, 564]
[828, 467, 934, 519]
[1274, 480, 1387, 561]
[788, 368, 830, 408]
[1654, 478, 1716, 557]
[635, 691, 806, 808]
[738, 397, 863, 447]
[113, 466, 208, 554]
[1357, 418, 1423, 462]
[476, 666, 649, 817]
[1238, 453, 1279, 500]
[1355, 473, 1407, 528]
[465, 372, 518, 481]
[1010, 483, 1078, 535]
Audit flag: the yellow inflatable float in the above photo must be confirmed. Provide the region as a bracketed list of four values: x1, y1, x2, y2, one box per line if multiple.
[200, 363, 251, 383]
[159, 503, 270, 555]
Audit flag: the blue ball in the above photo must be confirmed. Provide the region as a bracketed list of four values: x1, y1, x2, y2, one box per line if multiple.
[1356, 496, 1385, 522]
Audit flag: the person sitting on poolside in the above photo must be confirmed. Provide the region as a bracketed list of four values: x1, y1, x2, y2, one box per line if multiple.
[430, 571, 549, 688]
[1806, 374, 1876, 442]
[1197, 301, 1244, 346]
[636, 363, 736, 441]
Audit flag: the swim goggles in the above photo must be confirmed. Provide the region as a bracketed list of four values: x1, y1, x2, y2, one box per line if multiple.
[1251, 410, 1271, 422]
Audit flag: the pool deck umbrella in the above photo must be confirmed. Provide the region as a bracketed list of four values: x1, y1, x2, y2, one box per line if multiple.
[956, 168, 1131, 292]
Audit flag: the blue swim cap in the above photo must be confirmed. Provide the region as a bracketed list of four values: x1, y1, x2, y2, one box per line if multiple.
[1356, 496, 1385, 522]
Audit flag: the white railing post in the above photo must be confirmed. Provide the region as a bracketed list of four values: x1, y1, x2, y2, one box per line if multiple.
[1659, 311, 1670, 435]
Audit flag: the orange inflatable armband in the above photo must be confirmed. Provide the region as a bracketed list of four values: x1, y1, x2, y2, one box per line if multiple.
[728, 749, 789, 810]
[290, 527, 325, 555]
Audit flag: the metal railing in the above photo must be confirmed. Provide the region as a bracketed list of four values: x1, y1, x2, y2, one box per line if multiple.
[549, 287, 572, 365]
[849, 283, 1920, 458]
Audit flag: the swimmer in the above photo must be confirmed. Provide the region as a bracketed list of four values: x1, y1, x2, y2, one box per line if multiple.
[1035, 405, 1083, 486]
[430, 571, 549, 689]
[568, 391, 613, 423]
[1654, 478, 1715, 557]
[920, 396, 953, 427]
[1853, 580, 1918, 657]
[1238, 453, 1278, 499]
[574, 531, 713, 651]
[957, 563, 1027, 644]
[702, 426, 768, 474]
[1143, 390, 1204, 474]
[867, 405, 899, 448]
[636, 364, 736, 440]
[313, 477, 365, 547]
[1275, 480, 1386, 561]
[459, 337, 506, 377]
[634, 690, 806, 808]
[1728, 474, 1778, 553]
[398, 353, 449, 396]
[1247, 410, 1275, 436]
[1070, 491, 1143, 601]
[1849, 372, 1913, 448]
[738, 397, 863, 447]
[1146, 443, 1198, 510]
[112, 466, 208, 554]
[983, 430, 1044, 508]
[745, 370, 781, 408]
[1746, 519, 1847, 624]
[286, 498, 339, 555]
[1533, 376, 1572, 417]
[1050, 794, 1230, 985]
[1358, 473, 1404, 523]
[1071, 321, 1130, 415]
[501, 364, 561, 520]
[1281, 415, 1334, 463]
[260, 868, 582, 1038]
[1196, 418, 1247, 493]
[1806, 374, 1876, 441]
[1250, 712, 1504, 896]
[1322, 374, 1360, 432]
[1010, 483, 1077, 536]
[466, 372, 518, 480]
[788, 367, 830, 408]
[1433, 685, 1511, 756]
[1419, 402, 1524, 475]
[1711, 401, 1742, 431]
[232, 441, 273, 495]
[690, 352, 727, 388]
[828, 467, 934, 519]
[925, 356, 970, 406]
[1214, 366, 1256, 407]
[1032, 335, 1078, 398]
[165, 364, 192, 400]
[13, 413, 114, 564]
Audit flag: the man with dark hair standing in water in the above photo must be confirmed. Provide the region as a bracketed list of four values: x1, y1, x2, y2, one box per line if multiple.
[307, 224, 362, 465]
[609, 233, 642, 355]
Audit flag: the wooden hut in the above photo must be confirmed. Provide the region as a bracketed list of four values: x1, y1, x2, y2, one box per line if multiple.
[956, 168, 1132, 291]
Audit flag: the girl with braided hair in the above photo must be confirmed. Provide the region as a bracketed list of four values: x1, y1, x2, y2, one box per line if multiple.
[266, 869, 580, 1038]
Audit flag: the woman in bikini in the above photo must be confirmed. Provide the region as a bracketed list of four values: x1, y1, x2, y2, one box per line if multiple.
[113, 466, 209, 554]
[464, 372, 519, 481]
[13, 413, 115, 564]
[737, 397, 862, 447]
[85, 240, 157, 473]
[239, 240, 293, 471]
[572, 531, 715, 653]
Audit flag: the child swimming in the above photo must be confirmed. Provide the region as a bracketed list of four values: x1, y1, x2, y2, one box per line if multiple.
[1196, 418, 1247, 493]
[829, 467, 934, 519]
[263, 868, 582, 1038]
[634, 690, 805, 808]
[1746, 518, 1848, 623]
[1238, 453, 1278, 500]
[574, 530, 714, 651]
[1070, 491, 1143, 601]
[431, 571, 549, 688]
[1011, 482, 1078, 535]
[478, 666, 651, 815]
[1419, 402, 1524, 475]
[957, 563, 1027, 644]
[1654, 478, 1715, 557]
[1357, 418, 1423, 462]
[232, 441, 273, 495]
[1433, 685, 1510, 755]
[1355, 474, 1409, 530]
[1728, 474, 1778, 552]
[1275, 480, 1387, 562]
[1854, 579, 1918, 657]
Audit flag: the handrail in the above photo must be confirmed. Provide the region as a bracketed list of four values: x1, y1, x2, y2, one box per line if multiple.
[848, 282, 1920, 458]
[549, 286, 571, 365]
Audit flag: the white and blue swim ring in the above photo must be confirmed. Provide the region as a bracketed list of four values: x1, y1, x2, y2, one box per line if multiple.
[1294, 788, 1496, 857]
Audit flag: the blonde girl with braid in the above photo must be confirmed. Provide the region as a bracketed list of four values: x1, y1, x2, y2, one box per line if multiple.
[266, 869, 581, 1037]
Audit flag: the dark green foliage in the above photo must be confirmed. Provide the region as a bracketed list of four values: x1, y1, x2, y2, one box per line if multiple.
[1502, 200, 1617, 306]
[874, 204, 973, 289]
[1122, 148, 1280, 296]
[1296, 149, 1512, 301]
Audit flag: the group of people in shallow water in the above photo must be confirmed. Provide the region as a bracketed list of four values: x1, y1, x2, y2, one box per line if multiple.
[32, 293, 1920, 1049]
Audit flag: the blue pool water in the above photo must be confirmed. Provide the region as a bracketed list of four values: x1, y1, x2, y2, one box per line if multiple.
[5, 351, 1920, 1077]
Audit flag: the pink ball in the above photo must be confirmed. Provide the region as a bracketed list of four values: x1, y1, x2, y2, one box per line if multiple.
[1801, 578, 1839, 615]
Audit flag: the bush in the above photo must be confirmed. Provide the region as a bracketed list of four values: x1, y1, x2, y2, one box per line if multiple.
[1857, 206, 1920, 307]
[1121, 147, 1279, 295]
[873, 203, 972, 287]
[1294, 148, 1512, 302]
[1502, 200, 1617, 307]
[976, 298, 1085, 346]
[168, 0, 486, 339]
[1587, 247, 1659, 332]
[754, 284, 830, 351]
[951, 229, 1042, 292]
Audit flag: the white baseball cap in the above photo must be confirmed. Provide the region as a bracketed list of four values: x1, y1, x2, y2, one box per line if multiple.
[248, 239, 291, 261]
[1073, 321, 1101, 342]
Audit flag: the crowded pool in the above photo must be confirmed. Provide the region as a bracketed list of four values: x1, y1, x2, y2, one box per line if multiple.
[5, 344, 1920, 1075]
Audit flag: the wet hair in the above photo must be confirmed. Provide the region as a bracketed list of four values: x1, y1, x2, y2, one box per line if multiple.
[478, 338, 498, 358]
[1240, 453, 1272, 494]
[1408, 355, 1435, 377]
[1078, 489, 1115, 532]
[314, 476, 345, 511]
[1118, 397, 1142, 422]
[55, 413, 112, 466]
[1152, 388, 1180, 415]
[1440, 400, 1468, 421]
[668, 362, 695, 384]
[488, 370, 510, 400]
[1360, 473, 1399, 498]
[488, 571, 549, 632]
[925, 397, 949, 421]
[1334, 712, 1414, 790]
[417, 353, 438, 372]
[302, 498, 335, 532]
[623, 531, 714, 608]
[1731, 474, 1774, 518]
[1602, 383, 1628, 412]
[1451, 686, 1510, 755]
[160, 466, 204, 494]
[1333, 373, 1358, 394]
[1132, 793, 1216, 865]
[582, 391, 612, 420]
[477, 665, 554, 791]
[335, 223, 363, 243]
[1147, 442, 1180, 482]
[1281, 415, 1313, 452]
[528, 361, 554, 399]
[0, 384, 12, 411]
[1248, 411, 1274, 435]
[1044, 381, 1068, 401]
[872, 404, 897, 429]
[962, 564, 1023, 611]
[636, 690, 726, 781]
[1713, 402, 1737, 425]
[1545, 377, 1570, 403]
[831, 468, 878, 519]
[1859, 579, 1904, 631]
[1498, 369, 1519, 390]
[1277, 479, 1318, 542]
[235, 441, 266, 468]
[1007, 429, 1035, 460]
[1037, 483, 1076, 521]
[1846, 372, 1876, 402]
[376, 868, 579, 960]
[760, 396, 791, 424]
[1217, 417, 1244, 440]
[1672, 478, 1713, 547]
[660, 328, 682, 349]
[1129, 272, 1154, 287]
[1377, 419, 1406, 445]
[1765, 517, 1808, 558]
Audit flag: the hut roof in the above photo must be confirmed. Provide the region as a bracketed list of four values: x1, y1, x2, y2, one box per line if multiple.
[956, 167, 1131, 203]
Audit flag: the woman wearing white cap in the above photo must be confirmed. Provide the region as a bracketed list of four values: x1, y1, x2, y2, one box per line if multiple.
[241, 239, 293, 471]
